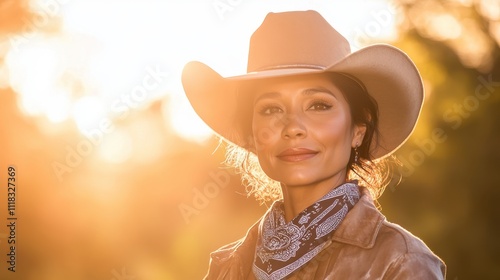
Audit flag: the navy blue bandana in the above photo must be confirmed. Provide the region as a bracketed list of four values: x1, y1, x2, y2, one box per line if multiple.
[253, 182, 360, 280]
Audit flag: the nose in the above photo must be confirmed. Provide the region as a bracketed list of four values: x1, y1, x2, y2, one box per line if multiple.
[281, 113, 307, 139]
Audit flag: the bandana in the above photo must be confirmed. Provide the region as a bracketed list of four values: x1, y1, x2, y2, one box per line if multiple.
[253, 182, 360, 280]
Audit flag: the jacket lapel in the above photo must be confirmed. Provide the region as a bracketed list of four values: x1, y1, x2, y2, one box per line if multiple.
[330, 187, 385, 249]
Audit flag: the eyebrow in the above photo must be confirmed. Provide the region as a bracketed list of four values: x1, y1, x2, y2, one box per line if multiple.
[254, 86, 338, 104]
[254, 91, 281, 104]
[303, 87, 338, 100]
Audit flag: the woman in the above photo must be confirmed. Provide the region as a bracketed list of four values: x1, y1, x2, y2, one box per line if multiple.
[182, 10, 446, 279]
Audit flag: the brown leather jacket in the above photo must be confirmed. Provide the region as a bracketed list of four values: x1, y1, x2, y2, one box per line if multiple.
[203, 188, 446, 279]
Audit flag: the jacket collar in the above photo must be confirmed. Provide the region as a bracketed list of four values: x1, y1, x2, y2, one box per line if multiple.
[208, 218, 261, 277]
[330, 187, 386, 248]
[208, 187, 385, 274]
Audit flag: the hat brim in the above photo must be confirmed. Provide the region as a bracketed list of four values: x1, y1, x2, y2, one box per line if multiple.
[182, 44, 423, 160]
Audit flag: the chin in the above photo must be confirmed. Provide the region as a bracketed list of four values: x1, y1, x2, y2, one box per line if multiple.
[276, 174, 318, 187]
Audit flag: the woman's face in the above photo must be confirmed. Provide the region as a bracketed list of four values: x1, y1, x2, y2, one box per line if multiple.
[251, 74, 366, 188]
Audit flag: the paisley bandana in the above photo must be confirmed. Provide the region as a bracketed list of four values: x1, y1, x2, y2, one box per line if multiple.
[253, 182, 360, 280]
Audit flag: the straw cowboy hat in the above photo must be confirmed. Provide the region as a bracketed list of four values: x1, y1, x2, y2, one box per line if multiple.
[181, 10, 423, 159]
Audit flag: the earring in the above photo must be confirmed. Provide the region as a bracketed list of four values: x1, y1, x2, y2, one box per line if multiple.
[354, 144, 359, 164]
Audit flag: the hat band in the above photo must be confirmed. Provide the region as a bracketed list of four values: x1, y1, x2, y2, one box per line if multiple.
[250, 64, 326, 73]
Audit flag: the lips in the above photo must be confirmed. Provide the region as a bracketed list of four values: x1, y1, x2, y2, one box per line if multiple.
[277, 148, 318, 162]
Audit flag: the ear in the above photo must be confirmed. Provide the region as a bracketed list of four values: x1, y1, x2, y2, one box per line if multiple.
[352, 124, 367, 148]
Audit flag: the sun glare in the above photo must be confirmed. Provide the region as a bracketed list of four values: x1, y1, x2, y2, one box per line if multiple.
[4, 0, 398, 146]
[164, 93, 213, 143]
[97, 127, 133, 164]
[72, 95, 107, 134]
[46, 89, 72, 123]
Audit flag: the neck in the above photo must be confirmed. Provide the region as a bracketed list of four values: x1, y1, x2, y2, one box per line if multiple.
[280, 171, 347, 222]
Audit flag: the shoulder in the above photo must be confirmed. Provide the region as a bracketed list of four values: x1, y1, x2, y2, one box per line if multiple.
[378, 220, 435, 256]
[204, 219, 260, 279]
[332, 187, 446, 279]
[209, 218, 260, 262]
[376, 219, 447, 279]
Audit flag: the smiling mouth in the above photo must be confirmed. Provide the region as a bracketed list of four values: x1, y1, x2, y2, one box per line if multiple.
[277, 148, 318, 162]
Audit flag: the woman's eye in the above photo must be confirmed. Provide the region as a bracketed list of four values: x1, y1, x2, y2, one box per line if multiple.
[260, 106, 283, 115]
[308, 102, 332, 111]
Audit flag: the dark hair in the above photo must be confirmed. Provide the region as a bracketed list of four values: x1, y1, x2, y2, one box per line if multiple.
[330, 72, 393, 199]
[329, 73, 378, 164]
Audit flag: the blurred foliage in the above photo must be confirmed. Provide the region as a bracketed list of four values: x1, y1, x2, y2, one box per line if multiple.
[380, 0, 500, 279]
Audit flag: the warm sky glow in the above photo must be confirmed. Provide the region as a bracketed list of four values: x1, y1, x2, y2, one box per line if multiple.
[4, 0, 399, 146]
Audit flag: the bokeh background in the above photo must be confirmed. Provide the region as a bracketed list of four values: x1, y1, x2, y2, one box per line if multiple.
[0, 0, 499, 279]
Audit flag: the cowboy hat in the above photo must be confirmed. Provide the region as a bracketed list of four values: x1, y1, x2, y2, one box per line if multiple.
[181, 10, 423, 159]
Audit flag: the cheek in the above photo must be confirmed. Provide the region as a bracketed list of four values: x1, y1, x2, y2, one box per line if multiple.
[315, 114, 353, 149]
[252, 117, 283, 150]
[252, 121, 277, 176]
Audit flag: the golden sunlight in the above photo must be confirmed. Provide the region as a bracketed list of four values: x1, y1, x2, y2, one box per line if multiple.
[5, 1, 498, 279]
[428, 14, 463, 40]
[97, 127, 133, 164]
[72, 95, 107, 133]
[3, 0, 399, 145]
[5, 37, 65, 117]
[164, 93, 213, 143]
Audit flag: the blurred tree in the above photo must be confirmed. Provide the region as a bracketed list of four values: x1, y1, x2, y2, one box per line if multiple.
[379, 0, 500, 279]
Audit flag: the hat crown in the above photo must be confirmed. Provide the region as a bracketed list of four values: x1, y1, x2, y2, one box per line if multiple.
[247, 10, 351, 73]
